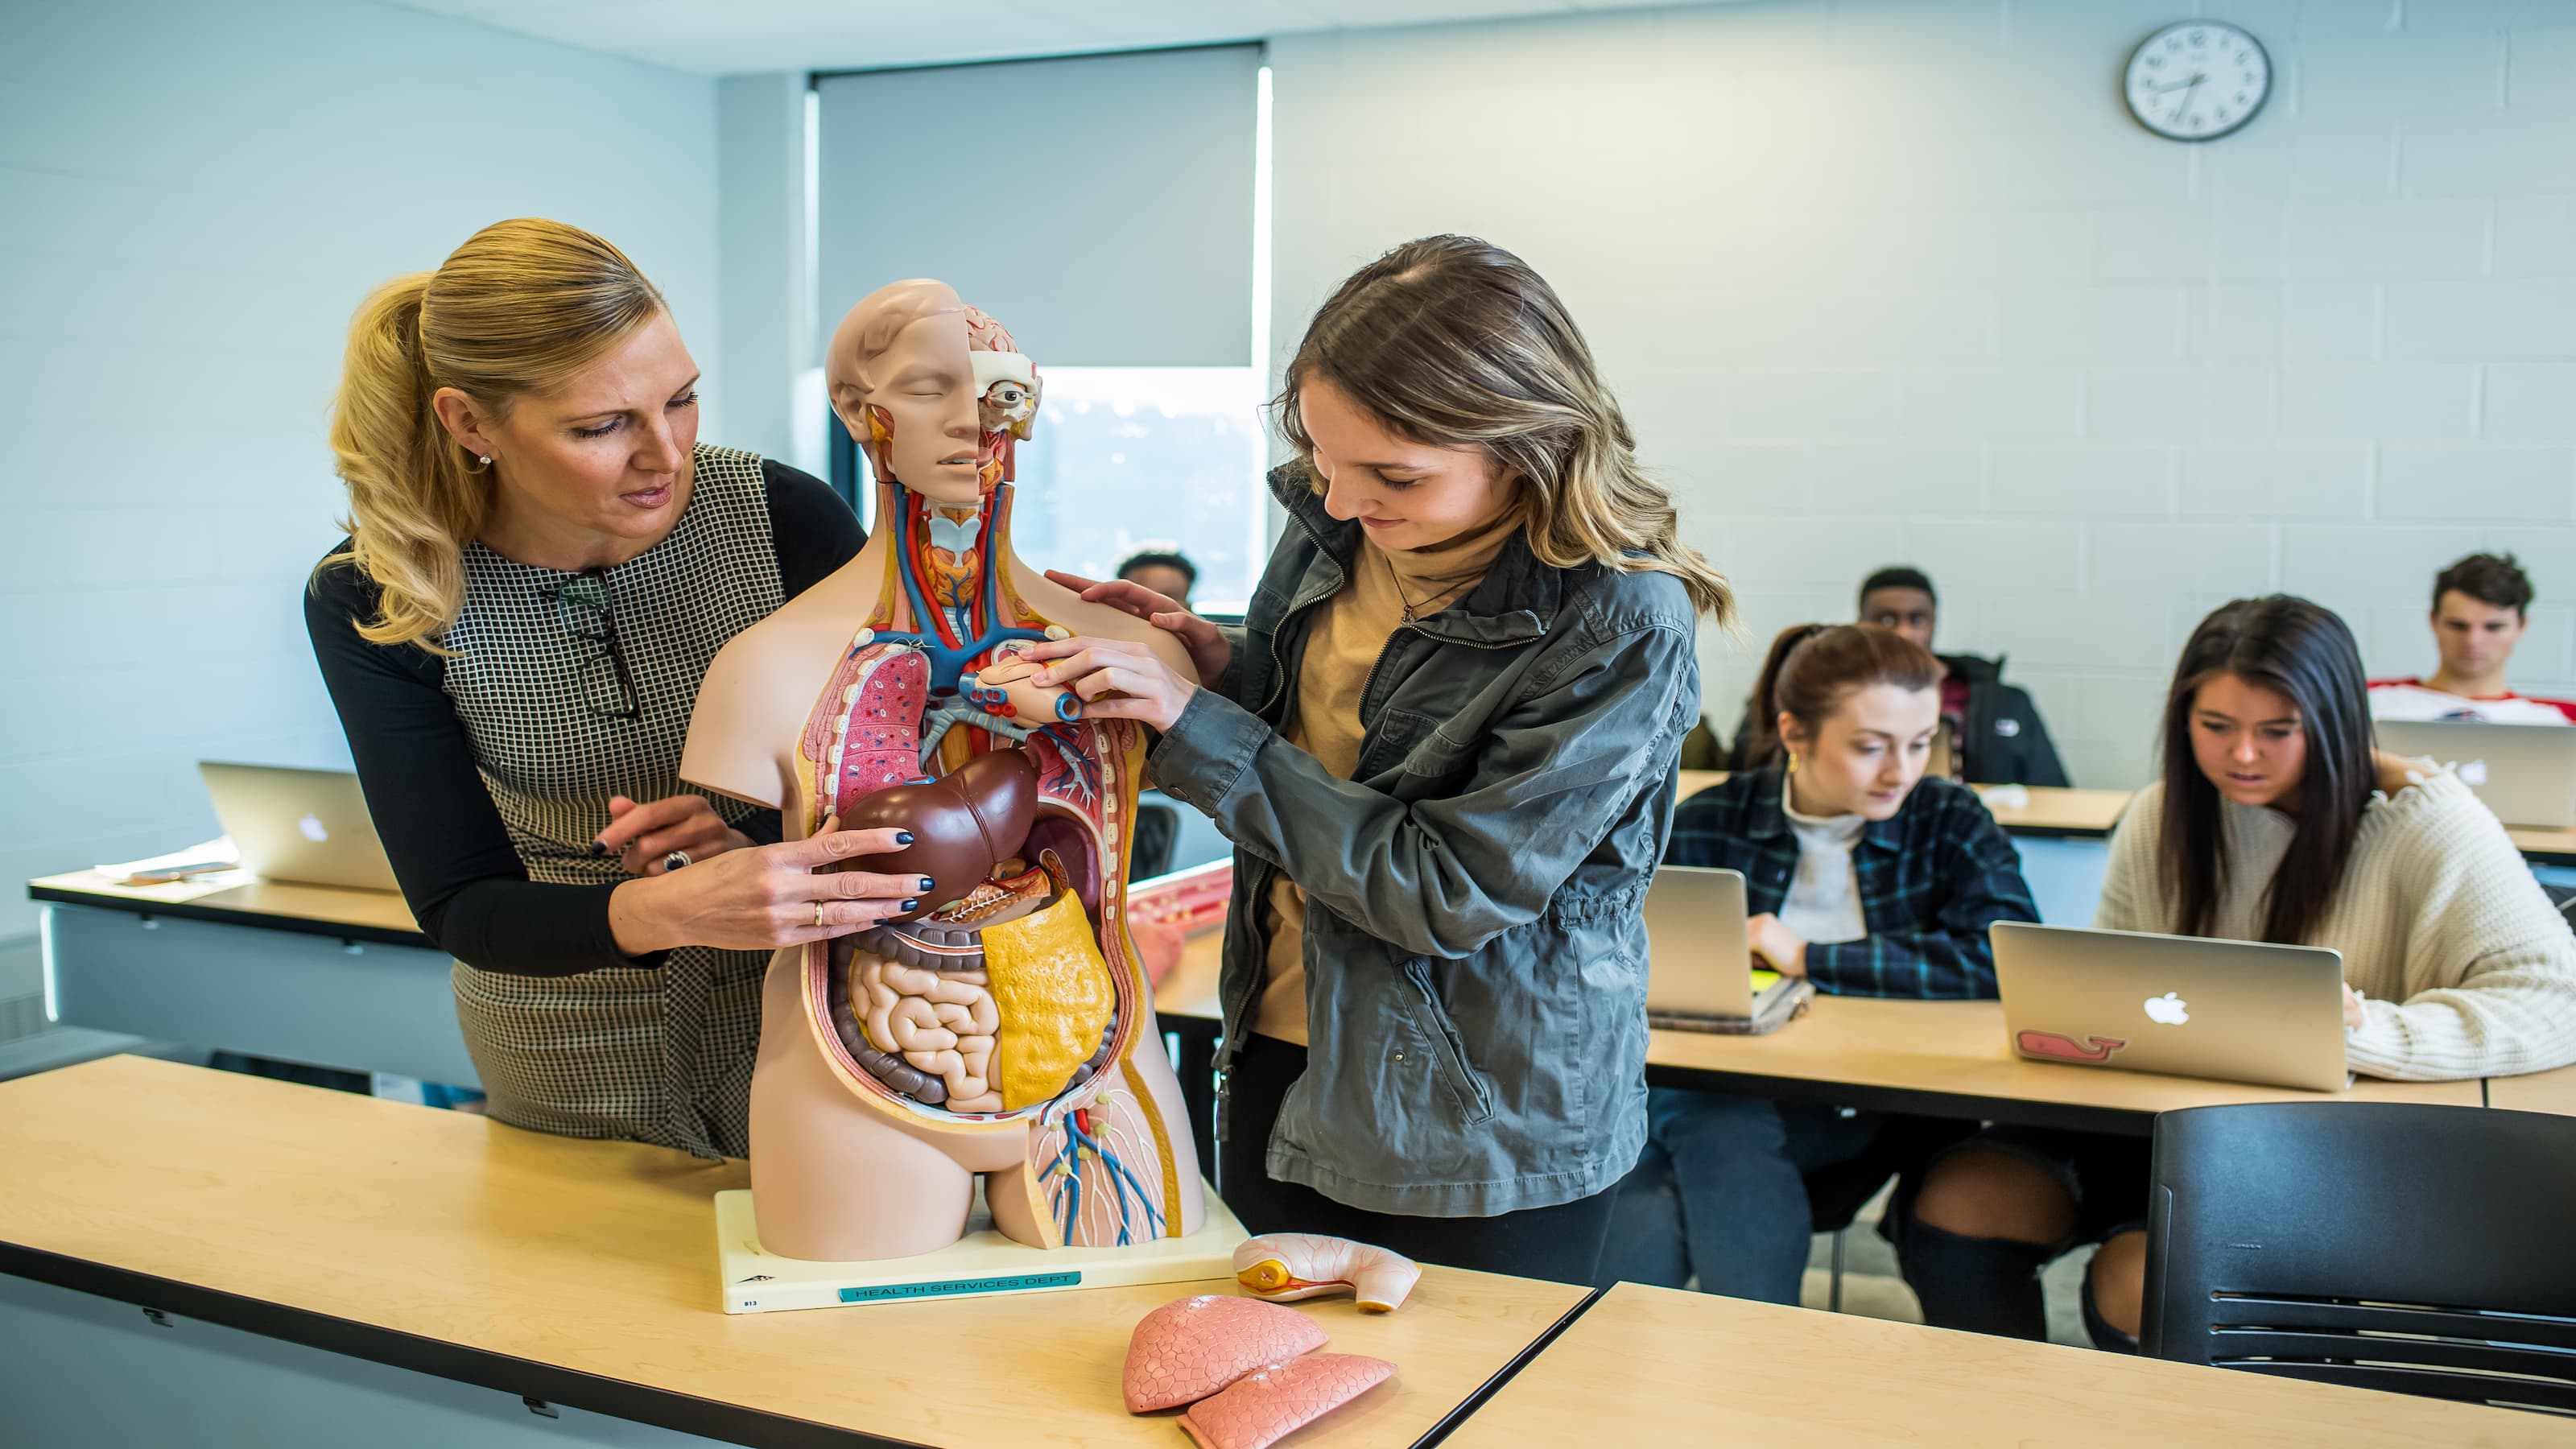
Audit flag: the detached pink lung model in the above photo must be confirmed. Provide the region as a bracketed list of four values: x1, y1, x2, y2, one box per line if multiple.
[1123, 1278, 1404, 1448]
[1124, 1296, 1329, 1413]
[1179, 1354, 1397, 1449]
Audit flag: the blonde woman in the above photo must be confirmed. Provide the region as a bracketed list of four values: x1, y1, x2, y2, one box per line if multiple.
[1029, 235, 1732, 1283]
[308, 219, 919, 1158]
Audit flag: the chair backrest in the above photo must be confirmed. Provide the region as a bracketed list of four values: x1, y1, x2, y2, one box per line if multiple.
[2142, 1102, 2576, 1415]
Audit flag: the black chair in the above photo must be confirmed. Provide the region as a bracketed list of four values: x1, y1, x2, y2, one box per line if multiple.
[1129, 797, 1181, 881]
[2142, 1101, 2576, 1416]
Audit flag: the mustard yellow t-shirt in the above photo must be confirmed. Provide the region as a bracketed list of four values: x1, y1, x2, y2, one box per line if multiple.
[1255, 507, 1522, 1045]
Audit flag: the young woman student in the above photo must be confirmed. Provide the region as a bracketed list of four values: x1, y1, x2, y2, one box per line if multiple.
[1601, 623, 2041, 1302]
[1024, 235, 1732, 1285]
[1897, 596, 2576, 1348]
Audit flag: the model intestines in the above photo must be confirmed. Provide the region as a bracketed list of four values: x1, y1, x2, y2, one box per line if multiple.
[796, 279, 1187, 1251]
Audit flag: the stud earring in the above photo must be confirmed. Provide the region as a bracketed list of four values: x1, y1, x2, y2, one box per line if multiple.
[1787, 751, 1799, 776]
[478, 455, 493, 465]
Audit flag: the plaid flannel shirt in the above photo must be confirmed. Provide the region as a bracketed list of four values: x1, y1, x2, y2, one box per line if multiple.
[1665, 762, 2037, 999]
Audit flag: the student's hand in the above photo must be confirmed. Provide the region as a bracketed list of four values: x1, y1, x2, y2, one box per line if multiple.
[2343, 983, 2367, 1030]
[1747, 912, 1810, 979]
[1046, 569, 1232, 685]
[607, 820, 923, 956]
[1018, 634, 1199, 733]
[597, 793, 750, 877]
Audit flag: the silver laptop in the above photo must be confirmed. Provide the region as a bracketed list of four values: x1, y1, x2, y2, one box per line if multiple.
[1992, 921, 2348, 1092]
[199, 762, 401, 893]
[1642, 866, 1797, 1020]
[2373, 718, 2576, 828]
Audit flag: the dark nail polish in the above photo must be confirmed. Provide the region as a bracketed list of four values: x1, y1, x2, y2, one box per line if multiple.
[919, 877, 936, 892]
[900, 899, 919, 912]
[895, 831, 915, 845]
[588, 840, 608, 857]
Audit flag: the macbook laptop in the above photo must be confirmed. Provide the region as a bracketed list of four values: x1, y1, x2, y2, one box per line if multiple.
[1992, 920, 2348, 1092]
[1641, 866, 1802, 1028]
[2372, 718, 2576, 828]
[199, 762, 401, 893]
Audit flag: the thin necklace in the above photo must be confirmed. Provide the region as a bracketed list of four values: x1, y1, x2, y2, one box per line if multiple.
[1381, 546, 1471, 624]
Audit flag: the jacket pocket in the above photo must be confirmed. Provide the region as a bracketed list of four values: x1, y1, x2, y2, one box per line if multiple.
[1397, 957, 1496, 1125]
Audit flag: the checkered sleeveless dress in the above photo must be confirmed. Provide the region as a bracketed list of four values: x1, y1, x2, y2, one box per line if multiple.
[439, 444, 780, 1159]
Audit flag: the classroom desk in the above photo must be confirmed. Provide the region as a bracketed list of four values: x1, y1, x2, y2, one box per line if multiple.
[1149, 919, 2484, 1140]
[28, 863, 474, 1086]
[1445, 1282, 2563, 1449]
[0, 1055, 1590, 1449]
[2488, 1061, 2576, 1117]
[2506, 823, 2576, 866]
[1675, 771, 2134, 837]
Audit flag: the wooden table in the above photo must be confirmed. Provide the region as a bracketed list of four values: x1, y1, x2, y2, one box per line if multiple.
[2507, 823, 2576, 866]
[1446, 1282, 2564, 1448]
[30, 864, 426, 944]
[2489, 1062, 2576, 1117]
[1674, 771, 2134, 839]
[0, 1055, 1591, 1449]
[1154, 935, 2482, 1136]
[1644, 994, 2483, 1133]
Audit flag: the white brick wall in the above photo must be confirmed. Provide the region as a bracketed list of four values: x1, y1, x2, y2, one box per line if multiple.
[0, 0, 718, 958]
[1274, 0, 2576, 788]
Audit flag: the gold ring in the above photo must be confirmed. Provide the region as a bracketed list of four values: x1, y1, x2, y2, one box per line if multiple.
[813, 900, 828, 928]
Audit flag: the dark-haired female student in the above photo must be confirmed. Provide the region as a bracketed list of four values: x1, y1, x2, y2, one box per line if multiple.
[1600, 624, 2041, 1302]
[1897, 595, 2576, 1349]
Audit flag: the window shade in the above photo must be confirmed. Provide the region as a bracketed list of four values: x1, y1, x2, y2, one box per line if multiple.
[815, 45, 1260, 368]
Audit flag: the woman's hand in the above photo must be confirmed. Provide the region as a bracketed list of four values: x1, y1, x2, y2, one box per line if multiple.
[1046, 569, 1231, 685]
[606, 822, 926, 956]
[2343, 983, 2367, 1030]
[1746, 912, 1810, 979]
[596, 793, 749, 877]
[1018, 634, 1199, 734]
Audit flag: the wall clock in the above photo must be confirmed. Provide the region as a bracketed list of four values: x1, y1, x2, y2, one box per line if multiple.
[2124, 21, 2271, 142]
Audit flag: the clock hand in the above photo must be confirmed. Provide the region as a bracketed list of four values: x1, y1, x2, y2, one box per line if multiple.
[2169, 76, 2204, 123]
[2147, 72, 2207, 94]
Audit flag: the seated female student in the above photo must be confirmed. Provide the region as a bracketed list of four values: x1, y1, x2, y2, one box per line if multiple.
[1897, 596, 2576, 1349]
[1600, 623, 2041, 1303]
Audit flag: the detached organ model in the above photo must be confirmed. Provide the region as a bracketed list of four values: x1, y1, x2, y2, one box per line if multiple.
[683, 280, 1205, 1261]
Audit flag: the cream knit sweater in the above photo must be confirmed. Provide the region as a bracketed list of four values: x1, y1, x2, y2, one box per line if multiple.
[2095, 768, 2576, 1082]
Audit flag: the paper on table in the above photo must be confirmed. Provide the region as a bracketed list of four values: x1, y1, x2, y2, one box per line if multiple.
[86, 839, 255, 901]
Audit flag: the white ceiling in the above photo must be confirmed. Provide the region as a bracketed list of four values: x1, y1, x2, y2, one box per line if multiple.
[382, 0, 1734, 76]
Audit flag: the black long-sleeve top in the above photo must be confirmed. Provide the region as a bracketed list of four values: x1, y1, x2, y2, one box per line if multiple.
[304, 460, 862, 975]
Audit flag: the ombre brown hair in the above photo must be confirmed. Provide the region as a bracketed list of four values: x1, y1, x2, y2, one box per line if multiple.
[1736, 623, 1946, 770]
[322, 218, 667, 649]
[1275, 235, 1734, 621]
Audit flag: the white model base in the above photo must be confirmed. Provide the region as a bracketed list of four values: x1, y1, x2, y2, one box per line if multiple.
[713, 1182, 1247, 1314]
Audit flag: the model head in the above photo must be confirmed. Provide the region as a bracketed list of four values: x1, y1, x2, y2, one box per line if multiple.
[1743, 623, 1946, 821]
[1276, 235, 1733, 621]
[828, 279, 1038, 510]
[328, 218, 683, 648]
[2158, 596, 2373, 943]
[1858, 566, 1938, 652]
[2429, 551, 2533, 685]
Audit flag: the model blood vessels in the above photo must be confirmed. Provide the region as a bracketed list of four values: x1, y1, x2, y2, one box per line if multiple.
[1232, 1235, 1422, 1313]
[687, 279, 1207, 1265]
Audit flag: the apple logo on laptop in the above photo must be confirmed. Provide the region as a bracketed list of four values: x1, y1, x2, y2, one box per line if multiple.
[2459, 759, 2489, 786]
[296, 814, 330, 844]
[2142, 991, 2190, 1026]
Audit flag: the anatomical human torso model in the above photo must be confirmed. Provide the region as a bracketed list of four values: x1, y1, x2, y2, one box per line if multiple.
[683, 279, 1204, 1261]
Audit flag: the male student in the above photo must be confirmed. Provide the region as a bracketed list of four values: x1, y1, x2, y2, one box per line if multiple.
[1726, 567, 2070, 786]
[1116, 547, 1198, 613]
[2371, 552, 2576, 724]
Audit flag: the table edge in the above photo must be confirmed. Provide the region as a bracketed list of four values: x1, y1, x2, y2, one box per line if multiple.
[30, 887, 431, 950]
[0, 1238, 927, 1449]
[1415, 1286, 1604, 1449]
[1641, 1063, 2155, 1136]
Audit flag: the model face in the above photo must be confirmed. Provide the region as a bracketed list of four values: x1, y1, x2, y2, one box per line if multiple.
[1300, 377, 1513, 552]
[2432, 591, 2526, 683]
[1781, 683, 1941, 821]
[440, 311, 701, 558]
[1120, 563, 1194, 606]
[856, 311, 985, 510]
[2190, 671, 2307, 812]
[1860, 588, 1938, 651]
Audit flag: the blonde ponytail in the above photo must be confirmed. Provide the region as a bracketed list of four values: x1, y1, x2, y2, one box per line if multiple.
[321, 218, 666, 650]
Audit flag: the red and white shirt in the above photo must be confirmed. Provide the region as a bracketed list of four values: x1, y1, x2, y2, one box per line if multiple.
[2368, 678, 2576, 725]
